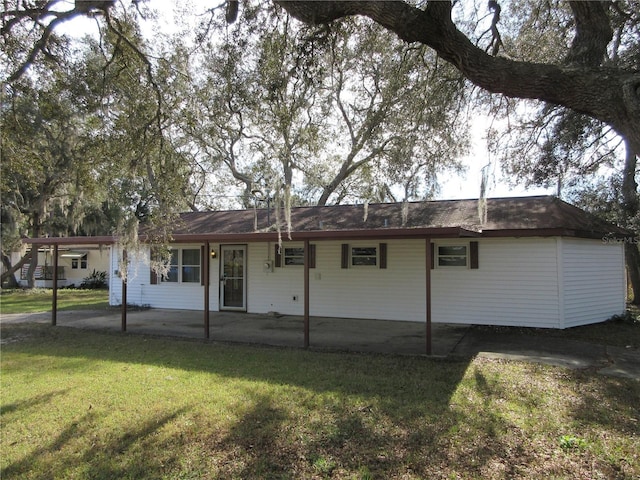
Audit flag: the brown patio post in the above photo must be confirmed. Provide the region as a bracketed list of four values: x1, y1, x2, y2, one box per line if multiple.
[304, 238, 310, 348]
[425, 238, 432, 355]
[52, 244, 59, 326]
[121, 249, 127, 332]
[204, 241, 210, 339]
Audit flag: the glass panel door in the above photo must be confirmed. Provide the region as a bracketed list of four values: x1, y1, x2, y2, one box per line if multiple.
[220, 245, 246, 310]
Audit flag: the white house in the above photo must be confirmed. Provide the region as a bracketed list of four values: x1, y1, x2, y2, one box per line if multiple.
[14, 246, 110, 288]
[107, 196, 630, 330]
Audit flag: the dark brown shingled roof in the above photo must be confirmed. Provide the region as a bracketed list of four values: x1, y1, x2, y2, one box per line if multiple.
[160, 196, 630, 242]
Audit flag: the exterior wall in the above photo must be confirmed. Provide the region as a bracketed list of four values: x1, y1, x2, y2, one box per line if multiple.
[108, 236, 627, 329]
[308, 239, 426, 321]
[431, 237, 562, 328]
[109, 245, 218, 309]
[246, 240, 427, 321]
[560, 238, 626, 328]
[16, 247, 110, 288]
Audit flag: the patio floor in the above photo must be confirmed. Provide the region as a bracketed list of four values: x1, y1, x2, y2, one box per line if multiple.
[6, 308, 470, 356]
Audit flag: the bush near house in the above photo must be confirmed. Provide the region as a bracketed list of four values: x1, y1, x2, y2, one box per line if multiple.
[79, 269, 108, 289]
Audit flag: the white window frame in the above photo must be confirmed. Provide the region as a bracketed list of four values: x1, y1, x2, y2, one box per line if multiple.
[435, 242, 469, 269]
[71, 254, 88, 270]
[351, 246, 377, 267]
[161, 247, 201, 283]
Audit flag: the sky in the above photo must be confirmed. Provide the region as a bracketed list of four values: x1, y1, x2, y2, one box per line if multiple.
[438, 124, 554, 200]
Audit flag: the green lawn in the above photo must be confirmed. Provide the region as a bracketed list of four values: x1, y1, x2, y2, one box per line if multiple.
[0, 289, 109, 314]
[1, 322, 638, 479]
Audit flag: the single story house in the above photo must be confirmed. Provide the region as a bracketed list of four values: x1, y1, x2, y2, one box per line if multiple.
[11, 246, 110, 288]
[106, 195, 629, 332]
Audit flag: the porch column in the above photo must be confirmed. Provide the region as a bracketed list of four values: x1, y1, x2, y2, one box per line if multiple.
[304, 238, 310, 348]
[52, 244, 59, 326]
[425, 238, 432, 355]
[204, 241, 210, 339]
[121, 249, 127, 332]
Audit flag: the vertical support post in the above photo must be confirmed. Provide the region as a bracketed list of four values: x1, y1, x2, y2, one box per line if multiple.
[304, 238, 310, 348]
[52, 244, 59, 326]
[425, 237, 432, 355]
[204, 241, 210, 339]
[121, 249, 127, 332]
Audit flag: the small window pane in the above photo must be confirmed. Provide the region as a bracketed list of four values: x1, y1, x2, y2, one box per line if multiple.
[437, 244, 468, 267]
[351, 247, 377, 266]
[438, 256, 467, 267]
[352, 247, 376, 256]
[165, 266, 179, 282]
[182, 266, 200, 283]
[284, 247, 304, 266]
[438, 246, 466, 256]
[182, 248, 200, 266]
[162, 250, 179, 282]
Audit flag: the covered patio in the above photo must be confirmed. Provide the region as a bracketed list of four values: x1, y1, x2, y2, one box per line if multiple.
[5, 307, 469, 356]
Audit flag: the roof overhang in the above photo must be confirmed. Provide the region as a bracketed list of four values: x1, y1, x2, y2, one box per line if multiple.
[144, 226, 481, 243]
[24, 236, 116, 246]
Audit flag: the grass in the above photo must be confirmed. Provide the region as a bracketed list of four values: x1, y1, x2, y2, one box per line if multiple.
[1, 322, 639, 479]
[470, 304, 640, 348]
[0, 288, 109, 314]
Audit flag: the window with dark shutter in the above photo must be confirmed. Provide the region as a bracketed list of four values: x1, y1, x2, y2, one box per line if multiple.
[430, 242, 435, 270]
[275, 244, 282, 268]
[309, 244, 316, 269]
[379, 243, 387, 269]
[470, 241, 479, 269]
[341, 244, 349, 269]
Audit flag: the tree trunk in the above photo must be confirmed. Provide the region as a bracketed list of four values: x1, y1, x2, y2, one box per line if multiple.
[621, 138, 640, 305]
[26, 247, 37, 289]
[625, 244, 640, 305]
[1, 254, 20, 288]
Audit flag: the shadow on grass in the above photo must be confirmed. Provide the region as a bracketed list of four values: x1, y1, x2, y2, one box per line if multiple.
[0, 389, 70, 416]
[2, 408, 189, 480]
[2, 322, 638, 479]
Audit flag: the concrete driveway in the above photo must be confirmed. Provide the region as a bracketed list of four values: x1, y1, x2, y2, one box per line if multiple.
[2, 308, 639, 380]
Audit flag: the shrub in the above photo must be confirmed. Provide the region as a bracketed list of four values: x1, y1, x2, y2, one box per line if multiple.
[80, 270, 108, 289]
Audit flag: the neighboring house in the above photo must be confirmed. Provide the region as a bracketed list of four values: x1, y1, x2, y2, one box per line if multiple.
[106, 196, 630, 329]
[14, 246, 110, 288]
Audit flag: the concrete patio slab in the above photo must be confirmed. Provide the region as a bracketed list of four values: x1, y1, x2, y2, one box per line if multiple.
[2, 308, 639, 380]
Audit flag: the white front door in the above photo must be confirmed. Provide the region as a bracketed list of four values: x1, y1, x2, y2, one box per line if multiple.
[220, 245, 247, 311]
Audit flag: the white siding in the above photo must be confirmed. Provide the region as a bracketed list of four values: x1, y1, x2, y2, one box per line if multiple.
[307, 240, 426, 322]
[109, 245, 218, 310]
[561, 238, 626, 327]
[432, 238, 562, 328]
[17, 247, 110, 288]
[108, 237, 627, 329]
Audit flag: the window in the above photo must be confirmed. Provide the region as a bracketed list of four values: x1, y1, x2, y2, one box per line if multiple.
[437, 245, 468, 267]
[351, 246, 377, 266]
[284, 247, 305, 266]
[71, 254, 88, 269]
[161, 248, 200, 283]
[181, 248, 201, 283]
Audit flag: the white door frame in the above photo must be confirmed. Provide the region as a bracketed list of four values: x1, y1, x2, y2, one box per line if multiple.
[219, 244, 247, 311]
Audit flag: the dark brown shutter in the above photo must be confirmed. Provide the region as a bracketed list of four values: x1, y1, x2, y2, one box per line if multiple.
[470, 241, 479, 269]
[308, 244, 316, 269]
[341, 244, 349, 269]
[379, 243, 387, 269]
[430, 242, 435, 270]
[275, 244, 282, 268]
[201, 246, 205, 285]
